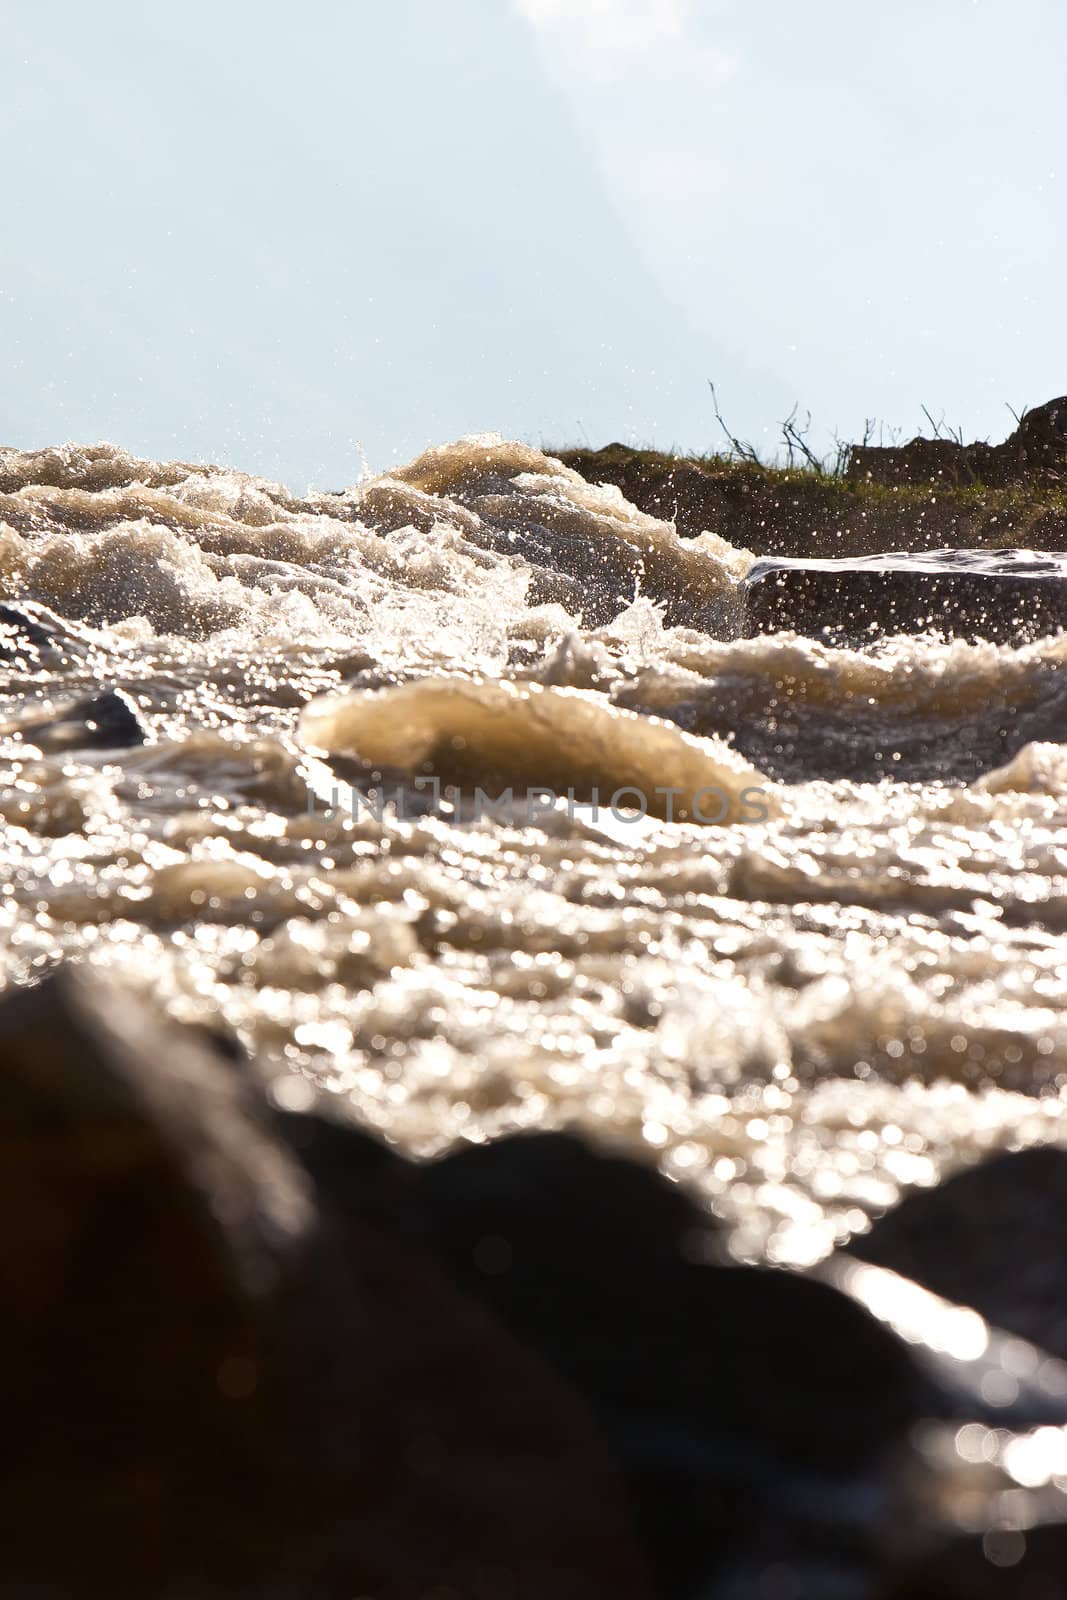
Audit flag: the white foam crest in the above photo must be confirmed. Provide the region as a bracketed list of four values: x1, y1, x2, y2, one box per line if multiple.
[976, 742, 1067, 796]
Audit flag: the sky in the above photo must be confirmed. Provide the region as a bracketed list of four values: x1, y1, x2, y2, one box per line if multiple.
[1, 0, 1064, 488]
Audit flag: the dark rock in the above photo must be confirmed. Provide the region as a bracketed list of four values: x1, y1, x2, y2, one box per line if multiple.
[881, 1522, 1067, 1598]
[399, 1132, 1067, 1594]
[411, 1128, 721, 1283]
[0, 599, 72, 662]
[15, 976, 1067, 1599]
[824, 1253, 1067, 1433]
[741, 548, 1067, 644]
[187, 1018, 250, 1067]
[0, 970, 651, 1598]
[0, 599, 95, 669]
[14, 687, 149, 750]
[849, 1146, 1067, 1362]
[274, 1103, 417, 1238]
[407, 1132, 927, 1595]
[848, 396, 1067, 489]
[267, 1118, 941, 1589]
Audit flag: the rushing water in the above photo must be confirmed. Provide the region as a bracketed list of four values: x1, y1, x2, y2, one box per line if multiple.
[2, 433, 1067, 1267]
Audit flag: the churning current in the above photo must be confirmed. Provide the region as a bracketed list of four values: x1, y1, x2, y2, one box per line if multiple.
[2, 431, 1067, 1265]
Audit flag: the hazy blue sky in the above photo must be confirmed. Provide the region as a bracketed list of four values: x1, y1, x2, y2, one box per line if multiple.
[2, 1, 1064, 487]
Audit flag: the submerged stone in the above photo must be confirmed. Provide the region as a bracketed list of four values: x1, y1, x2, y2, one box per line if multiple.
[742, 548, 1067, 643]
[0, 599, 95, 668]
[13, 687, 149, 751]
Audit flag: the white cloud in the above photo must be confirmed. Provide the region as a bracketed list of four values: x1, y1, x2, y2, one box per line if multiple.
[515, 0, 692, 75]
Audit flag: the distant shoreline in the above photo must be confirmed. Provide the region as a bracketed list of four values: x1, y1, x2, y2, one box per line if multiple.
[556, 398, 1067, 560]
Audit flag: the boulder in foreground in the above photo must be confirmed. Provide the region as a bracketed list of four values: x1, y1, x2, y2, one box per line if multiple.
[9, 968, 1067, 1597]
[0, 967, 649, 1599]
[851, 1145, 1067, 1362]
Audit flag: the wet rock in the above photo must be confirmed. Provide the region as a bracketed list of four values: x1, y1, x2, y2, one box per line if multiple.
[12, 687, 149, 750]
[824, 1254, 1067, 1432]
[268, 1117, 937, 1589]
[29, 1024, 1062, 1600]
[395, 1132, 1067, 1594]
[406, 1132, 928, 1595]
[742, 548, 1067, 644]
[848, 395, 1067, 489]
[0, 970, 650, 1599]
[0, 598, 95, 669]
[13, 978, 1067, 1600]
[849, 1146, 1067, 1362]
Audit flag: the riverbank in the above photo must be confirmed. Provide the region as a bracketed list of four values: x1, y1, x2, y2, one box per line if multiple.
[557, 428, 1067, 560]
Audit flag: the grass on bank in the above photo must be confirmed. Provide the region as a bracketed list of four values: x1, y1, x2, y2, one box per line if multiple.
[552, 440, 1067, 561]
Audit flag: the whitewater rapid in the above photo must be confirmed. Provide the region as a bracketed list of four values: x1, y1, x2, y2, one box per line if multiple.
[2, 432, 1066, 1264]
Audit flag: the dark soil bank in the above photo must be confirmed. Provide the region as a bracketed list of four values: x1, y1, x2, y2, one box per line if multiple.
[557, 396, 1067, 560]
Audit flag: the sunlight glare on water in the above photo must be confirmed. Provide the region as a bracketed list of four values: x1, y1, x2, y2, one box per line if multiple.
[3, 433, 1067, 1262]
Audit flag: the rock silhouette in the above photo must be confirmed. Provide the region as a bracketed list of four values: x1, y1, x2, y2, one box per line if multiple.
[282, 1122, 935, 1593]
[851, 1144, 1067, 1363]
[848, 396, 1067, 489]
[7, 968, 1067, 1597]
[882, 1522, 1067, 1599]
[0, 968, 649, 1599]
